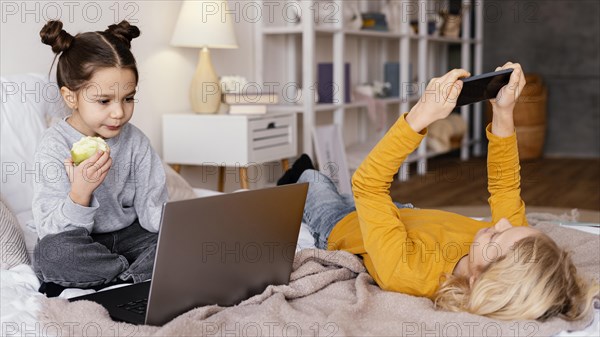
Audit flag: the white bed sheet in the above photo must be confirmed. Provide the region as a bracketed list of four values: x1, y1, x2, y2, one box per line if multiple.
[0, 265, 44, 336]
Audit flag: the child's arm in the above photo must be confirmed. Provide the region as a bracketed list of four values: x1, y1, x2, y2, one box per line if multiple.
[486, 63, 529, 227]
[353, 69, 469, 291]
[132, 137, 168, 233]
[32, 150, 104, 238]
[352, 114, 424, 290]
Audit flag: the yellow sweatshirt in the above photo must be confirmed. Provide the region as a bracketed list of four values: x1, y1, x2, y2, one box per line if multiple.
[327, 113, 528, 299]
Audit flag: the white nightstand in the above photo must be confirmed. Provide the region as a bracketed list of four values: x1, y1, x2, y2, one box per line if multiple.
[163, 111, 297, 191]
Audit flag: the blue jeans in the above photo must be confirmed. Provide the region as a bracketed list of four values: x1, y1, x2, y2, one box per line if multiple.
[298, 170, 414, 249]
[32, 220, 157, 288]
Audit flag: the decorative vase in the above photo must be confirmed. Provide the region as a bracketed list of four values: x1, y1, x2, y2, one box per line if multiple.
[190, 47, 221, 114]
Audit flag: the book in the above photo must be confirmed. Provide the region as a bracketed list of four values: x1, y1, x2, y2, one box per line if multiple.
[228, 104, 267, 115]
[222, 92, 278, 105]
[384, 62, 413, 97]
[317, 63, 351, 104]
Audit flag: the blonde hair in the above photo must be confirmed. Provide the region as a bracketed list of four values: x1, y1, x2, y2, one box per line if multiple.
[435, 233, 599, 321]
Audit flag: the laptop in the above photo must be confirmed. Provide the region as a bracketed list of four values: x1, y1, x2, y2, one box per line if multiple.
[69, 183, 309, 326]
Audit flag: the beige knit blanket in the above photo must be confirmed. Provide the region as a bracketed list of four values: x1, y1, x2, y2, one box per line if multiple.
[39, 212, 599, 336]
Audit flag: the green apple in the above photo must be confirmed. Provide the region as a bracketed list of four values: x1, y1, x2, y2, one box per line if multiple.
[70, 136, 109, 165]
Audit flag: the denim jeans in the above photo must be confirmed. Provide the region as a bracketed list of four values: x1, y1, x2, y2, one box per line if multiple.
[298, 169, 413, 249]
[32, 220, 157, 288]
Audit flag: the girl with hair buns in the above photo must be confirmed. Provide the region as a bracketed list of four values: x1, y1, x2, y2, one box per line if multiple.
[31, 20, 168, 296]
[278, 63, 598, 321]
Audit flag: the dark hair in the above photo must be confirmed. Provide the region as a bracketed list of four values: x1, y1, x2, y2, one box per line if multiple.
[40, 20, 141, 91]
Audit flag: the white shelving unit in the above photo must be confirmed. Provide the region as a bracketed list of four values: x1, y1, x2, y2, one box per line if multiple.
[255, 0, 484, 181]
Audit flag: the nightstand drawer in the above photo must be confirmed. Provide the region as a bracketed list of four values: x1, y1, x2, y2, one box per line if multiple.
[249, 114, 296, 163]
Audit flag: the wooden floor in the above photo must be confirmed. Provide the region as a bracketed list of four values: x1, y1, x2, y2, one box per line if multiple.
[391, 155, 600, 212]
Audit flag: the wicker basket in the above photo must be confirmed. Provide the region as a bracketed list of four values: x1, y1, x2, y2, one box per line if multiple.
[450, 135, 463, 149]
[486, 73, 547, 160]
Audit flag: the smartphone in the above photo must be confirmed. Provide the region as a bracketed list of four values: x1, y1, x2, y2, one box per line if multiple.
[455, 68, 514, 107]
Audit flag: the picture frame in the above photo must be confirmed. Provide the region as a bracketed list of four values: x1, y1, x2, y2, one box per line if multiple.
[312, 124, 352, 196]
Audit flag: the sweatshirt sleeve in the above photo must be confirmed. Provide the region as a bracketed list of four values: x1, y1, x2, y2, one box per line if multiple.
[32, 151, 99, 239]
[351, 113, 426, 290]
[133, 142, 168, 233]
[486, 124, 528, 227]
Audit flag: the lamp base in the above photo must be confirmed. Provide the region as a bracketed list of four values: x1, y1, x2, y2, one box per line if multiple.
[190, 47, 221, 114]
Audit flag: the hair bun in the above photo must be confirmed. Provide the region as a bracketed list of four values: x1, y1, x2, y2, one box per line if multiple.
[105, 20, 140, 48]
[40, 20, 74, 54]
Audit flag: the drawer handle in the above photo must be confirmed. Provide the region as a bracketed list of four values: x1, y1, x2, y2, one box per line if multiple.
[267, 122, 276, 129]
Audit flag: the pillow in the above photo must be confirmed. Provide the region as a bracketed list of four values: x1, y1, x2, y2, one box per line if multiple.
[163, 162, 197, 201]
[0, 200, 29, 269]
[0, 73, 67, 215]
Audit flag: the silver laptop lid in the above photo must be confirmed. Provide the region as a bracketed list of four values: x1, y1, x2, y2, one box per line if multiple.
[145, 183, 308, 326]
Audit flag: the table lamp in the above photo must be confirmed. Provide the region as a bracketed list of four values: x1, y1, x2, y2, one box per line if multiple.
[171, 0, 238, 113]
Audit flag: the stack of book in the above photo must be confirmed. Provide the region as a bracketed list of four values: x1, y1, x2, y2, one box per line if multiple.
[222, 92, 279, 115]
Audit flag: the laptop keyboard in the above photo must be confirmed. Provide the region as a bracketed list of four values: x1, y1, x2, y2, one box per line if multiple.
[117, 298, 147, 315]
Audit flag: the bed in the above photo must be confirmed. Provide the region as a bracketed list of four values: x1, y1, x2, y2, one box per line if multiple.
[1, 73, 598, 336]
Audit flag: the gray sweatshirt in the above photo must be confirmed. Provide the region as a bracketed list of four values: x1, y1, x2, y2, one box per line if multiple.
[30, 117, 168, 239]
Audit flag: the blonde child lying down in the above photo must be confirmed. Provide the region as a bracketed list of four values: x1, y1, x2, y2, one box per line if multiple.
[277, 63, 598, 321]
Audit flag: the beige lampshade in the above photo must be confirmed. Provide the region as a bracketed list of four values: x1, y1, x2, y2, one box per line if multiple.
[171, 0, 238, 49]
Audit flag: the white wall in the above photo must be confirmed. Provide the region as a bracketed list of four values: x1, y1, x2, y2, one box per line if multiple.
[1, 1, 268, 190]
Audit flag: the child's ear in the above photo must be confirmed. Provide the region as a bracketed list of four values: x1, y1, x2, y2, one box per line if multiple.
[60, 86, 78, 110]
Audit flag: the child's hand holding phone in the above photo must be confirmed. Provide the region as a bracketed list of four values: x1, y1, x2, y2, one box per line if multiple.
[406, 68, 470, 132]
[64, 149, 112, 207]
[488, 62, 527, 137]
[490, 62, 527, 115]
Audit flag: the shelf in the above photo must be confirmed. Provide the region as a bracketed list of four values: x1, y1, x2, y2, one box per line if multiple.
[257, 0, 484, 177]
[268, 101, 369, 113]
[341, 101, 370, 110]
[267, 96, 419, 114]
[262, 26, 341, 35]
[426, 35, 463, 44]
[314, 103, 343, 111]
[343, 29, 407, 39]
[315, 26, 340, 34]
[374, 95, 420, 105]
[263, 26, 480, 45]
[375, 97, 402, 105]
[426, 36, 480, 44]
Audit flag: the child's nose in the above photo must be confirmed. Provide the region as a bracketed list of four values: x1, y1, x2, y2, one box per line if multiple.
[111, 104, 125, 119]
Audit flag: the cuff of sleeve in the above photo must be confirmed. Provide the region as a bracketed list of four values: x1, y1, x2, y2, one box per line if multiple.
[397, 113, 428, 141]
[62, 195, 99, 225]
[486, 123, 517, 144]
